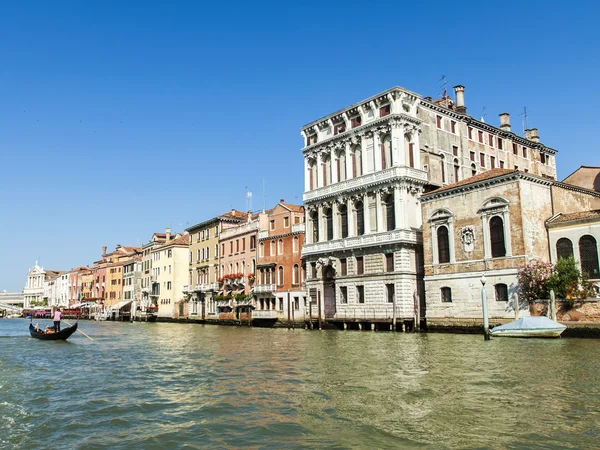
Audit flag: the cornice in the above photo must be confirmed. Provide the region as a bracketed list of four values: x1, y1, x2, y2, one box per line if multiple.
[420, 172, 553, 202]
[302, 113, 421, 154]
[258, 229, 305, 242]
[552, 181, 600, 198]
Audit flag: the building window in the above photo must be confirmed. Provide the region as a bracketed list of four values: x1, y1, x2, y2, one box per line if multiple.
[478, 130, 483, 143]
[513, 142, 518, 155]
[523, 147, 528, 158]
[490, 156, 496, 168]
[436, 116, 442, 129]
[437, 226, 450, 263]
[556, 238, 574, 260]
[292, 236, 299, 253]
[495, 283, 508, 302]
[340, 286, 348, 304]
[259, 242, 264, 257]
[351, 116, 361, 128]
[453, 160, 460, 182]
[292, 264, 299, 285]
[278, 239, 283, 255]
[278, 266, 284, 286]
[450, 120, 456, 134]
[385, 194, 395, 231]
[380, 104, 390, 117]
[270, 220, 275, 230]
[470, 151, 475, 162]
[310, 263, 317, 279]
[284, 217, 289, 228]
[440, 157, 446, 183]
[236, 239, 239, 253]
[490, 216, 506, 257]
[270, 241, 275, 256]
[497, 138, 503, 150]
[340, 205, 348, 238]
[325, 208, 333, 241]
[385, 253, 393, 272]
[488, 134, 494, 146]
[499, 160, 505, 168]
[480, 153, 485, 167]
[167, 281, 172, 290]
[356, 285, 364, 303]
[579, 235, 599, 278]
[340, 258, 347, 276]
[468, 127, 473, 140]
[452, 145, 458, 157]
[441, 287, 452, 302]
[386, 284, 395, 303]
[355, 201, 365, 236]
[356, 256, 364, 275]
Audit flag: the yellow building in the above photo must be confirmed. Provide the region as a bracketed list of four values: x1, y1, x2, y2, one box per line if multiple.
[152, 233, 190, 318]
[184, 210, 247, 319]
[102, 245, 141, 316]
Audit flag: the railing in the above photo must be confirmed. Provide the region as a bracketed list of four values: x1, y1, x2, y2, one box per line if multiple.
[302, 229, 421, 255]
[220, 221, 259, 240]
[292, 223, 305, 234]
[303, 166, 428, 203]
[252, 310, 282, 319]
[183, 285, 194, 293]
[253, 284, 277, 294]
[198, 283, 219, 292]
[331, 307, 406, 320]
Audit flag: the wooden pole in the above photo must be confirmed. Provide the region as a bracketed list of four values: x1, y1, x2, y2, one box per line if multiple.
[550, 289, 556, 321]
[481, 275, 490, 340]
[63, 320, 94, 341]
[317, 290, 322, 331]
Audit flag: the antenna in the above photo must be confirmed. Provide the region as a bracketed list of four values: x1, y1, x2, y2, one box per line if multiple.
[519, 107, 528, 133]
[246, 190, 253, 212]
[439, 75, 447, 98]
[481, 106, 487, 123]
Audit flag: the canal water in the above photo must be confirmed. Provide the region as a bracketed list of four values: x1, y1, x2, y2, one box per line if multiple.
[1, 319, 599, 449]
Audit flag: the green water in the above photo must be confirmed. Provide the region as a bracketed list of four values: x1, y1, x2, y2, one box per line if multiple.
[1, 319, 599, 449]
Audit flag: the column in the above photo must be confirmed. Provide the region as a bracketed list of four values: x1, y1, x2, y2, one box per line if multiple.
[331, 150, 339, 184]
[391, 121, 403, 166]
[318, 205, 325, 243]
[482, 215, 491, 259]
[304, 158, 311, 191]
[394, 185, 404, 229]
[347, 197, 355, 237]
[362, 134, 372, 174]
[363, 193, 371, 234]
[373, 133, 382, 172]
[345, 141, 353, 180]
[375, 190, 384, 233]
[448, 219, 456, 263]
[332, 201, 340, 240]
[503, 211, 513, 257]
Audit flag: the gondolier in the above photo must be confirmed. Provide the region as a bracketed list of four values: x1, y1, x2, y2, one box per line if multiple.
[53, 308, 62, 332]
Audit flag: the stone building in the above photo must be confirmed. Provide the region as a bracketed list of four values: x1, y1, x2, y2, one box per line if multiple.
[141, 232, 167, 314]
[562, 166, 600, 193]
[184, 210, 247, 319]
[151, 232, 189, 318]
[23, 262, 62, 309]
[254, 200, 306, 324]
[123, 256, 143, 317]
[420, 169, 600, 325]
[300, 84, 559, 327]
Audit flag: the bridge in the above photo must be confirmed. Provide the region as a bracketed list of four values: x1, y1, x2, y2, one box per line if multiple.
[0, 292, 25, 316]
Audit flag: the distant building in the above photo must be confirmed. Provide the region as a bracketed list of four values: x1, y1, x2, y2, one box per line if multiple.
[141, 232, 167, 314]
[151, 232, 189, 318]
[23, 262, 61, 309]
[562, 166, 600, 193]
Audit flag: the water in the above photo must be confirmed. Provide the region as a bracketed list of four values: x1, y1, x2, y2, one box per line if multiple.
[1, 319, 599, 449]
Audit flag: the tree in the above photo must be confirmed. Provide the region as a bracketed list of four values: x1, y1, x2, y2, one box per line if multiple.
[549, 256, 581, 299]
[517, 259, 554, 302]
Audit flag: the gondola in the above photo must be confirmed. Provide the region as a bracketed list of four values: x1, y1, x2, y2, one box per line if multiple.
[29, 322, 78, 341]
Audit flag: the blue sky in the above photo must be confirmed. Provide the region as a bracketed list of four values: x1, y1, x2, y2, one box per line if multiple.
[0, 0, 598, 291]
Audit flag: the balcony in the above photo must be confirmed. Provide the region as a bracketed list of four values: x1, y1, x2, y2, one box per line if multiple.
[292, 223, 305, 234]
[253, 284, 277, 294]
[183, 285, 194, 294]
[252, 310, 281, 319]
[302, 229, 421, 256]
[220, 221, 259, 240]
[198, 283, 219, 292]
[303, 166, 428, 203]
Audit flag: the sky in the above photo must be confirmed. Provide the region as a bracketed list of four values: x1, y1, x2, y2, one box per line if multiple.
[1, 0, 598, 291]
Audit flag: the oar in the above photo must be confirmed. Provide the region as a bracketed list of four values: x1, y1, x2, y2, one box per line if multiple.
[63, 320, 94, 341]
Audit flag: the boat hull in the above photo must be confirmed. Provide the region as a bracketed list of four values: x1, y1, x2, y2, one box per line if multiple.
[29, 323, 78, 341]
[490, 316, 566, 338]
[490, 328, 565, 338]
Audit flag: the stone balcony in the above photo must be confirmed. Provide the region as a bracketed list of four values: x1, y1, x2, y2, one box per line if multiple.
[302, 228, 421, 256]
[197, 283, 219, 292]
[303, 166, 428, 204]
[292, 223, 305, 234]
[183, 285, 194, 294]
[252, 310, 281, 319]
[220, 220, 259, 240]
[253, 284, 277, 294]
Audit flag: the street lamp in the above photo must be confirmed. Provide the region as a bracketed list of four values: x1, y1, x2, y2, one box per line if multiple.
[481, 274, 490, 340]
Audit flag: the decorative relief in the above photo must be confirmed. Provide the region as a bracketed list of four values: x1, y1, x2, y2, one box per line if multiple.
[460, 226, 475, 253]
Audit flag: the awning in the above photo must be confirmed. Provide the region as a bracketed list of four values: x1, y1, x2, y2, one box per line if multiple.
[111, 300, 133, 310]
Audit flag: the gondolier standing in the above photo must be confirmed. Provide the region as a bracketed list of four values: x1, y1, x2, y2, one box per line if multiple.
[53, 308, 62, 332]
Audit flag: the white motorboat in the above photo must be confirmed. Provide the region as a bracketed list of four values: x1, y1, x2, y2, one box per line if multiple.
[490, 316, 566, 338]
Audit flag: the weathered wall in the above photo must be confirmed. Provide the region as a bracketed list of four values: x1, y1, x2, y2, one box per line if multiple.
[552, 185, 600, 213]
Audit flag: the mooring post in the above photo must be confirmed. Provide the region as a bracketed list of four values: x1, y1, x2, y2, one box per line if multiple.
[481, 274, 490, 340]
[550, 289, 557, 321]
[317, 291, 322, 331]
[392, 292, 397, 332]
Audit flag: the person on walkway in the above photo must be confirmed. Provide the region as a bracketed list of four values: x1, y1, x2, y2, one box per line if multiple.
[53, 308, 62, 332]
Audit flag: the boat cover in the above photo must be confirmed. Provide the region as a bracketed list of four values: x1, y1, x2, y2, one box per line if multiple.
[491, 316, 566, 332]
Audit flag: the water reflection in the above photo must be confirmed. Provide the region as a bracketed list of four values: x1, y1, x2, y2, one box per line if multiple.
[1, 319, 599, 449]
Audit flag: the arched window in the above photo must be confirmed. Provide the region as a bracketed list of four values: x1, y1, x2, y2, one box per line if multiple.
[385, 194, 395, 231]
[292, 264, 299, 285]
[278, 239, 283, 254]
[337, 151, 346, 182]
[270, 240, 275, 256]
[453, 159, 460, 183]
[278, 266, 284, 286]
[339, 205, 348, 238]
[437, 226, 450, 263]
[311, 211, 319, 243]
[441, 287, 452, 302]
[322, 155, 331, 187]
[490, 216, 506, 258]
[355, 201, 365, 236]
[308, 160, 318, 190]
[471, 163, 477, 176]
[440, 155, 446, 183]
[259, 242, 264, 257]
[495, 283, 508, 302]
[292, 236, 299, 253]
[556, 238, 574, 260]
[579, 235, 599, 279]
[325, 208, 333, 240]
[353, 146, 362, 177]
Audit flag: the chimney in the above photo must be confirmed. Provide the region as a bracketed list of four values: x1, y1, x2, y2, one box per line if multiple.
[102, 246, 107, 256]
[166, 227, 171, 241]
[280, 199, 284, 203]
[453, 85, 466, 113]
[525, 128, 540, 143]
[499, 113, 511, 132]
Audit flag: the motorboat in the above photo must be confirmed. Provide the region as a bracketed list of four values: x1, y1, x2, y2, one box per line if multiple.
[490, 316, 566, 338]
